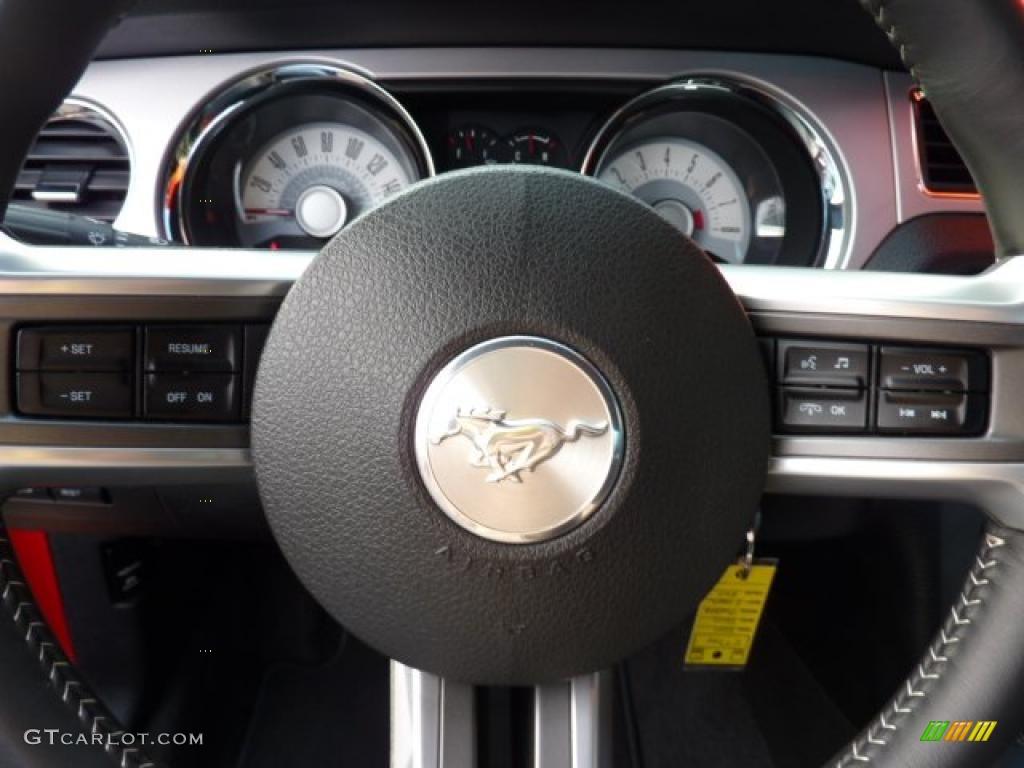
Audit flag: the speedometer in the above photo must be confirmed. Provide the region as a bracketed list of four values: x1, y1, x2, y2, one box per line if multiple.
[240, 123, 413, 245]
[598, 138, 752, 263]
[163, 63, 433, 249]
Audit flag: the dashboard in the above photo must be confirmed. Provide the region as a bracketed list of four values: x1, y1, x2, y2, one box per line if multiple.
[159, 62, 840, 266]
[23, 48, 986, 273]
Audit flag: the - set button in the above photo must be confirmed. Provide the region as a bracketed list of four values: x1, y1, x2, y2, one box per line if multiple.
[779, 341, 870, 389]
[17, 372, 133, 419]
[144, 374, 238, 421]
[145, 326, 239, 373]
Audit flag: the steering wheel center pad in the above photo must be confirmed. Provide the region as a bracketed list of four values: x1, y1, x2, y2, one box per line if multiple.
[251, 167, 770, 684]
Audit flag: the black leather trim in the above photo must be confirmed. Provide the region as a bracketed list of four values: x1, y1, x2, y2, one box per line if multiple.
[92, 1, 904, 68]
[0, 0, 135, 220]
[860, 0, 1024, 258]
[864, 213, 995, 275]
[827, 525, 1024, 767]
[0, 528, 156, 768]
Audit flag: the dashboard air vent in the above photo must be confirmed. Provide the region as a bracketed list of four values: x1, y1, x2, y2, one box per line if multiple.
[911, 91, 978, 196]
[13, 101, 131, 222]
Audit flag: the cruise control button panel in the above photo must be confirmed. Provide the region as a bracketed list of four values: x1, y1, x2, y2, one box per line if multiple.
[770, 338, 989, 437]
[14, 323, 268, 423]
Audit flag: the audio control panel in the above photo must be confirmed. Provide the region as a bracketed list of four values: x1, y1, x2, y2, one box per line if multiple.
[763, 337, 989, 436]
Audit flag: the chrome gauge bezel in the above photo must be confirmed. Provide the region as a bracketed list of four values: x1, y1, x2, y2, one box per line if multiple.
[159, 60, 435, 245]
[581, 77, 851, 269]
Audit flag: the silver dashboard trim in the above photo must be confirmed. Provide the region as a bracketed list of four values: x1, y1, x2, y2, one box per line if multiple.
[0, 235, 309, 291]
[721, 258, 1024, 324]
[4, 239, 1024, 320]
[767, 457, 1024, 530]
[67, 48, 895, 268]
[55, 50, 986, 268]
[0, 446, 253, 493]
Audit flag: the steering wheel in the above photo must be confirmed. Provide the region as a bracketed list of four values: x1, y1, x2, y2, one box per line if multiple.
[1, 1, 1024, 766]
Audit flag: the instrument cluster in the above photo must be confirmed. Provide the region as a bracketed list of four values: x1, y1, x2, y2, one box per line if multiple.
[162, 66, 845, 267]
[446, 126, 568, 169]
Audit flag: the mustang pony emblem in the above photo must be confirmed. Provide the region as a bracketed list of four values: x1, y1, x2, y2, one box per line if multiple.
[431, 406, 608, 483]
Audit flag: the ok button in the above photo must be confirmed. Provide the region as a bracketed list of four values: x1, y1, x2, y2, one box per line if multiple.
[145, 374, 238, 422]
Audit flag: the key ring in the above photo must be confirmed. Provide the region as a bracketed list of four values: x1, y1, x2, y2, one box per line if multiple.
[738, 509, 762, 579]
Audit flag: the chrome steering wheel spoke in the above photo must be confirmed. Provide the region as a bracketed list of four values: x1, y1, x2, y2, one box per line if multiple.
[389, 662, 613, 768]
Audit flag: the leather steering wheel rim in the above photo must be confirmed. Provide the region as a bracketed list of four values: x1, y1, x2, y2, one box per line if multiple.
[860, 0, 1024, 259]
[0, 1, 1023, 767]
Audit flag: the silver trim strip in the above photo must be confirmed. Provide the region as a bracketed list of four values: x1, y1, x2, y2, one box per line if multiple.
[0, 447, 253, 492]
[390, 662, 475, 768]
[535, 672, 613, 768]
[570, 673, 613, 768]
[767, 457, 1024, 530]
[534, 681, 571, 766]
[0, 234, 309, 291]
[721, 258, 1024, 324]
[6, 238, 1024, 319]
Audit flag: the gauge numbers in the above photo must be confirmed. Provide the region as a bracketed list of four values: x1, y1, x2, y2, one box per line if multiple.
[241, 122, 413, 245]
[598, 138, 752, 263]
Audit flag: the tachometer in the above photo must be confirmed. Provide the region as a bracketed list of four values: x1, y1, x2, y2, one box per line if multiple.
[584, 79, 844, 267]
[240, 123, 413, 245]
[598, 138, 751, 263]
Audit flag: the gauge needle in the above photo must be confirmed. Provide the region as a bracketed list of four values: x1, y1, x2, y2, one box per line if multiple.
[244, 208, 294, 217]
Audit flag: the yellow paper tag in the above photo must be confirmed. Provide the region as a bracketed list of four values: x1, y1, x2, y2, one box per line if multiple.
[684, 562, 776, 668]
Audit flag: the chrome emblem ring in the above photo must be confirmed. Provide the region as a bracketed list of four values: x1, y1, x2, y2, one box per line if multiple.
[414, 336, 624, 544]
